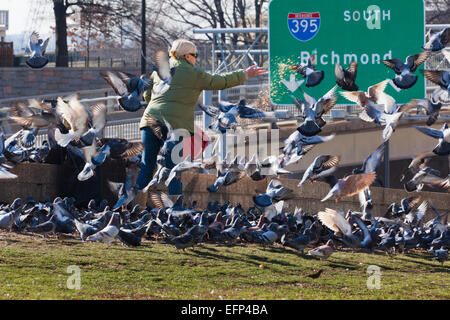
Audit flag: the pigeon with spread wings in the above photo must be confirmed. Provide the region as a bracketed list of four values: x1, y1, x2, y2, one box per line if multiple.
[422, 27, 450, 51]
[381, 51, 430, 89]
[297, 155, 340, 187]
[422, 70, 450, 95]
[321, 172, 376, 203]
[53, 96, 90, 147]
[101, 71, 150, 112]
[414, 123, 450, 156]
[335, 61, 358, 91]
[10, 99, 58, 129]
[284, 53, 324, 87]
[26, 31, 49, 69]
[293, 86, 338, 136]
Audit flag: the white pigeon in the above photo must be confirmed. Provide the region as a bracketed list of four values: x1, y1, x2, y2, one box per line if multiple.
[318, 208, 352, 238]
[54, 96, 90, 147]
[86, 213, 121, 247]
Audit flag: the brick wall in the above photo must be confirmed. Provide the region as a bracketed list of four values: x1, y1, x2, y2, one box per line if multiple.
[0, 67, 140, 99]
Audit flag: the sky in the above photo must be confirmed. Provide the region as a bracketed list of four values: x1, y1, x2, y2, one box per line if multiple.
[0, 0, 55, 53]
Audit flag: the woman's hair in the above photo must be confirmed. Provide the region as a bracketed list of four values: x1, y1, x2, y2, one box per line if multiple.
[169, 39, 197, 59]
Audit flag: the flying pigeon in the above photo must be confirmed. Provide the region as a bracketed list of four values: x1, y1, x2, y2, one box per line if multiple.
[293, 86, 338, 136]
[152, 50, 174, 95]
[253, 179, 294, 207]
[404, 165, 449, 192]
[344, 90, 411, 141]
[321, 172, 376, 202]
[26, 31, 49, 69]
[207, 169, 245, 193]
[422, 70, 450, 94]
[335, 61, 358, 91]
[284, 53, 324, 87]
[54, 96, 90, 147]
[101, 71, 150, 112]
[422, 27, 450, 51]
[352, 143, 385, 175]
[283, 129, 335, 157]
[414, 123, 450, 156]
[108, 169, 138, 211]
[10, 100, 58, 129]
[318, 208, 353, 238]
[340, 79, 390, 108]
[165, 156, 202, 187]
[381, 51, 430, 89]
[298, 155, 340, 187]
[405, 97, 443, 126]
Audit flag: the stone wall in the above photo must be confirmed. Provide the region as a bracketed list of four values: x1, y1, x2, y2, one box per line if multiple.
[177, 172, 449, 222]
[0, 67, 140, 99]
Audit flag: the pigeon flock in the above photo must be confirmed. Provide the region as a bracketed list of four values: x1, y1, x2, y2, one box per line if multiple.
[0, 29, 449, 266]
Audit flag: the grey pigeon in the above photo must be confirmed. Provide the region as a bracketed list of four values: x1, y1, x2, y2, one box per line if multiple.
[433, 247, 448, 265]
[293, 86, 338, 136]
[101, 71, 150, 112]
[254, 179, 294, 207]
[382, 51, 430, 89]
[0, 200, 23, 231]
[165, 156, 202, 187]
[422, 70, 450, 94]
[108, 169, 138, 211]
[86, 212, 121, 246]
[352, 143, 385, 175]
[404, 165, 448, 192]
[285, 53, 324, 87]
[281, 229, 313, 254]
[118, 228, 142, 247]
[26, 215, 57, 235]
[169, 226, 200, 251]
[298, 155, 340, 187]
[74, 219, 99, 241]
[207, 169, 245, 193]
[0, 132, 17, 179]
[407, 97, 442, 126]
[422, 27, 450, 51]
[26, 31, 49, 69]
[414, 123, 450, 156]
[283, 129, 335, 157]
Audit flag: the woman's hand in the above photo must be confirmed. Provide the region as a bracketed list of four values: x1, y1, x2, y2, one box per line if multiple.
[246, 65, 267, 78]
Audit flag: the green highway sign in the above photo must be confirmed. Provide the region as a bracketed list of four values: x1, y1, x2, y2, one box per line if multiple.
[268, 0, 425, 105]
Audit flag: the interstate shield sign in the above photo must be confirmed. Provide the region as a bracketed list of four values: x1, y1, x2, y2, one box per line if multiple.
[287, 12, 321, 42]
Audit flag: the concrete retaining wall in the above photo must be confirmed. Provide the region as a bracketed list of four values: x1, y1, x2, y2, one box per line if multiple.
[178, 172, 449, 222]
[0, 164, 448, 223]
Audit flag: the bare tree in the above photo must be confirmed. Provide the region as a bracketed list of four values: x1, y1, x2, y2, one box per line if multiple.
[425, 0, 450, 23]
[52, 0, 136, 66]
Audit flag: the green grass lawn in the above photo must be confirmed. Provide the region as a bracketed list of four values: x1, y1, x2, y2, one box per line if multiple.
[0, 231, 448, 300]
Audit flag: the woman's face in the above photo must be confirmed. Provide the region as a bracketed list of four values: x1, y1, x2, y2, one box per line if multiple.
[184, 52, 198, 65]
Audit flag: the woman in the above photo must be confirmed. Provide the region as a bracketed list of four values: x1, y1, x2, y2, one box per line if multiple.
[135, 39, 266, 198]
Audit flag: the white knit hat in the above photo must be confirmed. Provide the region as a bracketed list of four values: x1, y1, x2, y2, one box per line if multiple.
[170, 39, 197, 59]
